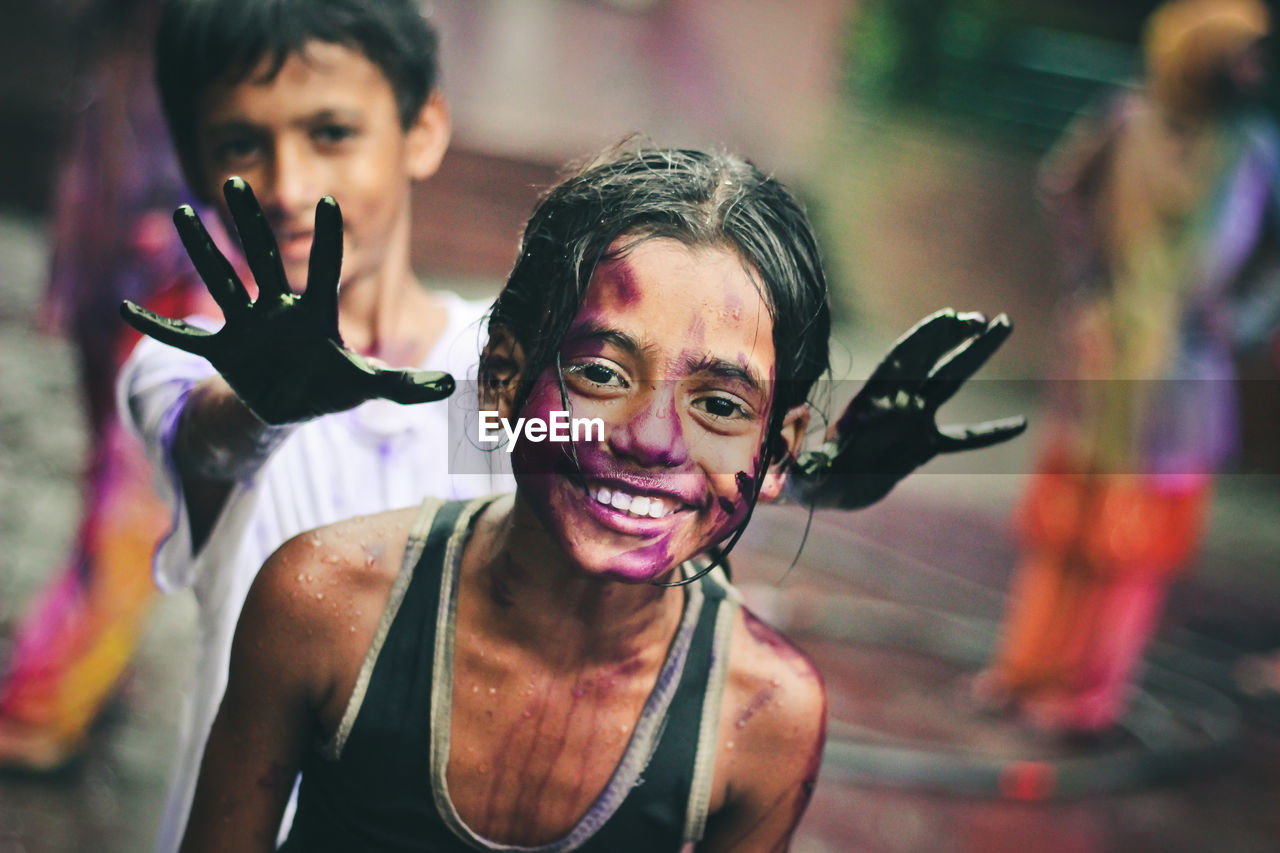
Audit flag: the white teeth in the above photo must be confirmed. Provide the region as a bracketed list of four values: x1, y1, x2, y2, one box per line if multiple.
[591, 485, 673, 520]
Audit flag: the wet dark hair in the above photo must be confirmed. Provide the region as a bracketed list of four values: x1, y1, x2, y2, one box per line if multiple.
[484, 146, 832, 583]
[155, 0, 439, 198]
[487, 145, 831, 441]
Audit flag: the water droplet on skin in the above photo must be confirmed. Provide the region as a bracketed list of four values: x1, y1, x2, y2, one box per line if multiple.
[735, 719, 747, 729]
[727, 740, 735, 750]
[305, 574, 314, 583]
[315, 592, 325, 601]
[472, 685, 479, 693]
[365, 555, 375, 567]
[521, 709, 533, 719]
[296, 573, 304, 582]
[349, 625, 357, 634]
[488, 687, 497, 695]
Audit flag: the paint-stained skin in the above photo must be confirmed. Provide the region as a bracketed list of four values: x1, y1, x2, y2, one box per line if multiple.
[451, 565, 674, 843]
[508, 239, 777, 584]
[704, 608, 826, 851]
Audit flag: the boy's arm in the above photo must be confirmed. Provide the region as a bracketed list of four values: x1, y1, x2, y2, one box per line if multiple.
[699, 611, 828, 852]
[178, 535, 330, 853]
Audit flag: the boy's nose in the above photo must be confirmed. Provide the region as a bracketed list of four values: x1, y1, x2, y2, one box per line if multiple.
[261, 141, 325, 221]
[607, 386, 690, 469]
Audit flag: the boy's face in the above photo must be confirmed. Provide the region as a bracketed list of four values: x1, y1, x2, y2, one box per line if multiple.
[508, 237, 801, 584]
[196, 41, 448, 292]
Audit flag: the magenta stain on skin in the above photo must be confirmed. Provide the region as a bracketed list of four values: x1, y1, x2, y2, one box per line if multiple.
[743, 609, 816, 671]
[718, 496, 736, 515]
[736, 685, 774, 729]
[723, 285, 744, 320]
[686, 314, 707, 348]
[596, 255, 643, 305]
[736, 470, 754, 497]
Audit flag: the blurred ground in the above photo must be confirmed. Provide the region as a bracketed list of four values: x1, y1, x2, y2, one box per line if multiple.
[2, 205, 1280, 852]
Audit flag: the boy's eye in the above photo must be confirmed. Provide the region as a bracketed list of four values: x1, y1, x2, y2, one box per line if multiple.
[210, 136, 261, 165]
[312, 124, 357, 145]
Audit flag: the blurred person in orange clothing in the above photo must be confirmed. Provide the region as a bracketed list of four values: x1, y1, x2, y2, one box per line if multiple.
[975, 0, 1280, 734]
[0, 0, 212, 770]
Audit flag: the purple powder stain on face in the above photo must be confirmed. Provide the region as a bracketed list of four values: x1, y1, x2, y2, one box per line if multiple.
[735, 470, 754, 497]
[718, 496, 736, 515]
[598, 255, 643, 305]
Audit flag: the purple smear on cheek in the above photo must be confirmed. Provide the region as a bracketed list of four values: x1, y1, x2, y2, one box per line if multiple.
[736, 470, 754, 497]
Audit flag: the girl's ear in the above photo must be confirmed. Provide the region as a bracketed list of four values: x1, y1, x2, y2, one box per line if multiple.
[481, 325, 525, 420]
[757, 404, 810, 503]
[405, 91, 452, 180]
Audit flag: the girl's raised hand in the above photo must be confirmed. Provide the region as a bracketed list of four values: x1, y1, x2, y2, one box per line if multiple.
[790, 309, 1026, 509]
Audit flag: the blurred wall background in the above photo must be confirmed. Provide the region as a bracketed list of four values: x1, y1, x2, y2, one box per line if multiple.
[1, 0, 1275, 466]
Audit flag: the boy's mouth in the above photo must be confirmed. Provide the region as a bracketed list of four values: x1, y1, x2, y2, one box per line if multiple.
[277, 229, 314, 263]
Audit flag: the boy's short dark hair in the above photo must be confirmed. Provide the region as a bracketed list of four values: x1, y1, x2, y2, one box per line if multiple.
[155, 0, 440, 196]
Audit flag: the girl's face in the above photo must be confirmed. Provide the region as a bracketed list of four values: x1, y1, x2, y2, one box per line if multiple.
[508, 237, 800, 583]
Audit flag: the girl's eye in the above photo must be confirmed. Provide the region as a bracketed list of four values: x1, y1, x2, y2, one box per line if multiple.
[566, 362, 626, 388]
[695, 395, 749, 421]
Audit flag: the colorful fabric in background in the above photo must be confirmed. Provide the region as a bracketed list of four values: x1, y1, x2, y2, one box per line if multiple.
[0, 0, 204, 770]
[978, 0, 1280, 734]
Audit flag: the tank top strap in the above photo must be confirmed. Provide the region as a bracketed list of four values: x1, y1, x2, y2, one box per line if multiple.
[582, 563, 740, 850]
[325, 496, 481, 761]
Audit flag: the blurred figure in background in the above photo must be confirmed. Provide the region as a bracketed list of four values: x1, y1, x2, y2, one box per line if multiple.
[0, 0, 209, 770]
[976, 0, 1280, 734]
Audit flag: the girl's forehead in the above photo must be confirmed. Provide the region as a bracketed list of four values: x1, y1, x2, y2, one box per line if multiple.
[569, 238, 776, 374]
[582, 239, 766, 318]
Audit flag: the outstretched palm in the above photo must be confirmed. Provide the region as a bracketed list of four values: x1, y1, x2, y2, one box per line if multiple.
[120, 177, 454, 425]
[790, 309, 1026, 509]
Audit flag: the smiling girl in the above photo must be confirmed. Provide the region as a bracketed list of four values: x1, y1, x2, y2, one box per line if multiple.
[180, 147, 831, 852]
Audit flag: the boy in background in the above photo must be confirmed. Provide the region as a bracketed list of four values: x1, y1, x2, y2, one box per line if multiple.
[117, 1, 507, 849]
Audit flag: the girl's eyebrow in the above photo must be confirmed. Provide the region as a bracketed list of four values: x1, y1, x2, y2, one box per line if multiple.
[683, 354, 766, 398]
[563, 322, 641, 356]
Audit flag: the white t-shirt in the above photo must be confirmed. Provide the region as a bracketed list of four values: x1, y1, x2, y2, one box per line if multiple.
[117, 291, 511, 853]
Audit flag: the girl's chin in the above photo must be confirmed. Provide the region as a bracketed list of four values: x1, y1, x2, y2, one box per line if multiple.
[565, 545, 683, 585]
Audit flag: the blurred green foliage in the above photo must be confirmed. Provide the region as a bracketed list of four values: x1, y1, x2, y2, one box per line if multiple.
[842, 0, 1280, 149]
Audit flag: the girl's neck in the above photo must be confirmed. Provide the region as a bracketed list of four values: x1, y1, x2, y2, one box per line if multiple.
[465, 496, 685, 664]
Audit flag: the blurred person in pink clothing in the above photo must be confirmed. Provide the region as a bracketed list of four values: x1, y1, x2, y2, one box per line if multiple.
[976, 0, 1280, 734]
[0, 0, 212, 770]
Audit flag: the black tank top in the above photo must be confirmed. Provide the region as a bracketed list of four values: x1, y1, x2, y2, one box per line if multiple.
[281, 497, 738, 852]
